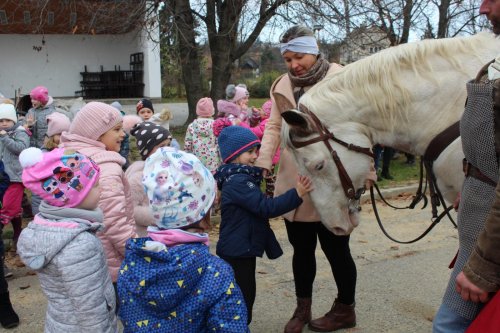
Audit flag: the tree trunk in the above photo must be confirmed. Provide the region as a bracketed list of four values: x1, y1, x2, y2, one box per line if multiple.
[437, 0, 451, 38]
[170, 0, 203, 124]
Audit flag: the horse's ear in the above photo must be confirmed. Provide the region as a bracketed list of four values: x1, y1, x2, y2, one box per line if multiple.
[272, 92, 295, 113]
[282, 110, 309, 128]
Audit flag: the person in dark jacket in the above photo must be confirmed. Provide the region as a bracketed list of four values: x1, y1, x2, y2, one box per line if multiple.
[214, 126, 313, 324]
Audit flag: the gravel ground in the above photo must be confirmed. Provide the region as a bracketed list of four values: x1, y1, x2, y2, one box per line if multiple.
[3, 189, 459, 333]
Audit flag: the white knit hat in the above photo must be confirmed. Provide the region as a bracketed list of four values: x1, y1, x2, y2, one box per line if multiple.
[0, 103, 17, 123]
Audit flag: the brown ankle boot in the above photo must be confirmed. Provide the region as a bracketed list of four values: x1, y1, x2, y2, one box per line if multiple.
[284, 297, 312, 333]
[308, 299, 356, 332]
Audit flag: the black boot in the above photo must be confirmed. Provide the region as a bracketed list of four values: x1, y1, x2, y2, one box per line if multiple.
[380, 165, 393, 180]
[0, 292, 19, 329]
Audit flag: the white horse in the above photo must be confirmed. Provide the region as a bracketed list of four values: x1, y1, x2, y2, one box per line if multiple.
[279, 32, 500, 236]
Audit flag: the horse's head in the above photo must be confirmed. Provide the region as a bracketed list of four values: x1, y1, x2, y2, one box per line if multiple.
[277, 93, 373, 235]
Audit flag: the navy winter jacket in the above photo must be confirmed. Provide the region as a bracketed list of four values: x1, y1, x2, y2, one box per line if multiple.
[214, 164, 302, 259]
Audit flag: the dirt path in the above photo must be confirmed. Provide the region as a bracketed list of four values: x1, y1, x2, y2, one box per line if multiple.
[4, 194, 458, 332]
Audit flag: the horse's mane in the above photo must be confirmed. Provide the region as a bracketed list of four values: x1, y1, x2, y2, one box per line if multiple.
[300, 32, 495, 129]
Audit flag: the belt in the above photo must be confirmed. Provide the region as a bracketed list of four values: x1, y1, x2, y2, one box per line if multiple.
[462, 158, 497, 187]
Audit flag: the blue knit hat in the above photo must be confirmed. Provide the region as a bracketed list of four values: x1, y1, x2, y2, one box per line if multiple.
[218, 126, 260, 163]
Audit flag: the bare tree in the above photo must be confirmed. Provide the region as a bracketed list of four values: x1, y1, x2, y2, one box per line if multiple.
[428, 0, 486, 38]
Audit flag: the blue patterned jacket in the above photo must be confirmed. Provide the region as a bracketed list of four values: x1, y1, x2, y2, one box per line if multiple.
[117, 238, 250, 333]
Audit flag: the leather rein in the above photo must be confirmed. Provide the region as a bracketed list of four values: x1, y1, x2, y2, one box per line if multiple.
[370, 121, 459, 244]
[287, 105, 458, 244]
[289, 106, 374, 202]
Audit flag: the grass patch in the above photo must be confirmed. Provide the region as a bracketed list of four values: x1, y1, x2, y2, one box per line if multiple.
[377, 154, 421, 188]
[249, 98, 270, 109]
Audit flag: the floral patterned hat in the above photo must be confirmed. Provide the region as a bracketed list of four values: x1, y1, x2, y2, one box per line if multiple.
[143, 147, 216, 229]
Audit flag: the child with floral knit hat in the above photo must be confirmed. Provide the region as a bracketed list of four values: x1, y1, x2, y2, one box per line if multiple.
[214, 125, 313, 324]
[17, 147, 118, 332]
[117, 147, 249, 333]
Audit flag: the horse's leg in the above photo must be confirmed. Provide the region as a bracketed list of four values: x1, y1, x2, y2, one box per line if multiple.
[432, 138, 464, 204]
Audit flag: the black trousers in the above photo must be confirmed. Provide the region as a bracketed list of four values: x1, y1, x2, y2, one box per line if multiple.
[220, 256, 256, 324]
[0, 225, 8, 294]
[285, 220, 356, 305]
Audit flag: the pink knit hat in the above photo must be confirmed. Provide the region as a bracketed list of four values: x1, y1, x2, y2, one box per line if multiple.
[231, 86, 248, 103]
[20, 147, 100, 208]
[261, 99, 272, 118]
[217, 100, 241, 117]
[46, 112, 71, 137]
[196, 97, 215, 117]
[30, 86, 49, 105]
[69, 102, 122, 141]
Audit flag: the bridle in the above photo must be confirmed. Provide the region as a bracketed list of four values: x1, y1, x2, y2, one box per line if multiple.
[287, 105, 375, 202]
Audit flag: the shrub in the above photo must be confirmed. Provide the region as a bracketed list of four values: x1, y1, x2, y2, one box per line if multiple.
[249, 71, 282, 98]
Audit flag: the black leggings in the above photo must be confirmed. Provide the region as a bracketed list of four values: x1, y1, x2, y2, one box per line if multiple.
[220, 256, 256, 324]
[285, 220, 356, 305]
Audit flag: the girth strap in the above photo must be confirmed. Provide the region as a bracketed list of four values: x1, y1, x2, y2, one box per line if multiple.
[422, 121, 460, 223]
[424, 121, 460, 161]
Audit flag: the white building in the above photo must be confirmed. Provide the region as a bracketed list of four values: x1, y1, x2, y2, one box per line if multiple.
[0, 1, 161, 100]
[339, 26, 391, 64]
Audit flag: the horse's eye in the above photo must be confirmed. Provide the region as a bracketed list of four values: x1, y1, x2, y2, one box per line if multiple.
[315, 161, 324, 171]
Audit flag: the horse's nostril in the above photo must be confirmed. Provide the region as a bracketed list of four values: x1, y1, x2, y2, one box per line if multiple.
[315, 161, 324, 170]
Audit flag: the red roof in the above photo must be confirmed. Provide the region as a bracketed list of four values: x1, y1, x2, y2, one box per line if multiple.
[0, 0, 147, 34]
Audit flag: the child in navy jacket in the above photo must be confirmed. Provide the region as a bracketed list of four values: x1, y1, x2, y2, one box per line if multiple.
[214, 126, 313, 324]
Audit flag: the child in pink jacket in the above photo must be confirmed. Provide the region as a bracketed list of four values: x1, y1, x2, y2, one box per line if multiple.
[59, 102, 137, 288]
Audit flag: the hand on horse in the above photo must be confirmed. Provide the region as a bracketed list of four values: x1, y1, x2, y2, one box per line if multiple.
[296, 174, 314, 198]
[453, 192, 461, 211]
[455, 271, 489, 303]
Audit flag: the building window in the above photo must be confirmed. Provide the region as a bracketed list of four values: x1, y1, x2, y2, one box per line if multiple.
[47, 11, 54, 25]
[0, 10, 7, 25]
[24, 11, 31, 24]
[70, 12, 77, 26]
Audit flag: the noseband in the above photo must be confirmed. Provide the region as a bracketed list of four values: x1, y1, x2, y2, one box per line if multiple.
[288, 106, 374, 201]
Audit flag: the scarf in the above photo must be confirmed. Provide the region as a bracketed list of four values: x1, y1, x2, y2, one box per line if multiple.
[288, 55, 330, 88]
[214, 163, 263, 189]
[147, 226, 209, 248]
[38, 200, 104, 231]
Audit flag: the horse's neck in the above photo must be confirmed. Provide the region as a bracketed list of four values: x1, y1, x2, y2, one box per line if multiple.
[337, 63, 483, 155]
[370, 79, 467, 155]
